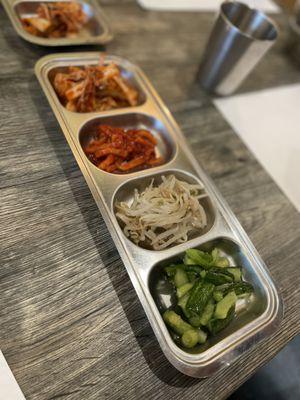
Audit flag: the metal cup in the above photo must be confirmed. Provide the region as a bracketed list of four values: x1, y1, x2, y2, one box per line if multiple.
[198, 1, 278, 96]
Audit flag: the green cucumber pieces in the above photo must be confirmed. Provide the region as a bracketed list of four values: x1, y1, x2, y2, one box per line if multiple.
[163, 311, 207, 348]
[181, 329, 199, 348]
[222, 282, 254, 298]
[225, 267, 242, 282]
[181, 328, 207, 348]
[186, 265, 204, 274]
[197, 328, 208, 344]
[234, 282, 254, 298]
[214, 257, 230, 268]
[164, 264, 181, 277]
[214, 291, 237, 320]
[184, 249, 214, 269]
[186, 280, 215, 316]
[188, 314, 202, 328]
[213, 290, 224, 302]
[176, 283, 194, 299]
[188, 299, 215, 327]
[208, 306, 235, 335]
[174, 268, 189, 288]
[184, 248, 231, 270]
[163, 310, 193, 336]
[205, 268, 234, 285]
[162, 248, 254, 348]
[178, 292, 192, 318]
[200, 299, 215, 326]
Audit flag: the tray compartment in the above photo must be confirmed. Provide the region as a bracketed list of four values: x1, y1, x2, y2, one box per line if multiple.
[3, 0, 112, 46]
[112, 170, 216, 250]
[48, 63, 146, 112]
[79, 113, 176, 174]
[15, 0, 104, 38]
[148, 237, 268, 354]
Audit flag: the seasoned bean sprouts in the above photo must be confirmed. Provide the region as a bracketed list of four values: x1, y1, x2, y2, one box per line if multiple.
[115, 175, 208, 250]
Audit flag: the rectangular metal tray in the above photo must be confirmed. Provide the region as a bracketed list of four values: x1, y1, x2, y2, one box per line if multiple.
[2, 0, 113, 46]
[35, 52, 283, 378]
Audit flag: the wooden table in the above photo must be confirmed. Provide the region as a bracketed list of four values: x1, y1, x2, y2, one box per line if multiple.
[1, 1, 300, 399]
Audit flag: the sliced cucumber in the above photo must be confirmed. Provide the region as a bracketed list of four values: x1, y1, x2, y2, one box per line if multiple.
[197, 328, 208, 344]
[181, 329, 199, 348]
[164, 264, 182, 277]
[184, 249, 213, 269]
[214, 291, 237, 320]
[186, 280, 215, 316]
[200, 299, 215, 326]
[213, 290, 224, 302]
[207, 306, 235, 335]
[223, 282, 254, 298]
[176, 282, 193, 299]
[163, 310, 193, 336]
[214, 257, 230, 268]
[225, 267, 242, 282]
[178, 292, 192, 318]
[174, 268, 189, 288]
[188, 315, 202, 328]
[205, 268, 234, 285]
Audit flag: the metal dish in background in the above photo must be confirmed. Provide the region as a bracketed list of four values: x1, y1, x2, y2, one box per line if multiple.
[2, 0, 113, 46]
[35, 52, 283, 377]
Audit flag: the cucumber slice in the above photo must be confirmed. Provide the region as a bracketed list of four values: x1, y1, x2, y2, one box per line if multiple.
[178, 292, 192, 318]
[176, 283, 194, 299]
[186, 280, 215, 316]
[211, 248, 220, 263]
[225, 267, 242, 282]
[186, 271, 198, 283]
[213, 290, 224, 302]
[181, 329, 199, 348]
[163, 310, 193, 336]
[188, 315, 202, 327]
[186, 265, 203, 274]
[208, 306, 235, 335]
[223, 282, 254, 297]
[184, 249, 213, 269]
[164, 311, 207, 348]
[214, 291, 237, 320]
[214, 257, 230, 268]
[174, 268, 189, 288]
[235, 282, 254, 298]
[205, 268, 234, 285]
[200, 299, 215, 326]
[200, 270, 207, 279]
[197, 328, 208, 344]
[164, 264, 177, 277]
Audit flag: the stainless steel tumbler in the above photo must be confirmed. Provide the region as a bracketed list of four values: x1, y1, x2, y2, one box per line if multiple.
[198, 1, 278, 96]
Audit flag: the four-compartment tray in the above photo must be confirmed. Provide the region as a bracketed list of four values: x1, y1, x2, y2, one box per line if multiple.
[2, 0, 113, 46]
[35, 52, 283, 378]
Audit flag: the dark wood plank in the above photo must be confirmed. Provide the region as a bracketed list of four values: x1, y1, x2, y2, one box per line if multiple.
[0, 1, 299, 399]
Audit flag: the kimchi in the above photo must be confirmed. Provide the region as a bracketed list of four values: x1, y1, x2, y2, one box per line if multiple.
[53, 62, 139, 112]
[83, 125, 162, 173]
[21, 2, 88, 38]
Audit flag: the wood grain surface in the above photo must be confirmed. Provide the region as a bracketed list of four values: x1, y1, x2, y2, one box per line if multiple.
[0, 1, 300, 399]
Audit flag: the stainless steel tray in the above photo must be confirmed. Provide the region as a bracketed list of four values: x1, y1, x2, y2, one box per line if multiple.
[2, 0, 113, 46]
[35, 52, 283, 378]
